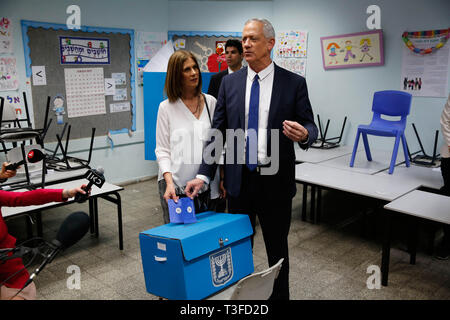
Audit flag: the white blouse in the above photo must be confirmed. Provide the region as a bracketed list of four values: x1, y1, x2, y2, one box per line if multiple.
[441, 94, 450, 158]
[155, 93, 220, 199]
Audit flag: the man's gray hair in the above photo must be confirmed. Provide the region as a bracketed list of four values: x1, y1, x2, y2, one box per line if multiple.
[245, 18, 275, 39]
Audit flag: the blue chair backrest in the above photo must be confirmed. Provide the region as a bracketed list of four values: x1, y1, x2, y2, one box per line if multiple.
[371, 90, 412, 117]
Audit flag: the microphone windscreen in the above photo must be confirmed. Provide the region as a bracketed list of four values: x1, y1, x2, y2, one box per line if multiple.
[96, 167, 105, 176]
[27, 149, 46, 163]
[55, 211, 90, 249]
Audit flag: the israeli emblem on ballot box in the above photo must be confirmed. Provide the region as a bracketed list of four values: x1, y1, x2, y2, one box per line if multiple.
[210, 247, 233, 287]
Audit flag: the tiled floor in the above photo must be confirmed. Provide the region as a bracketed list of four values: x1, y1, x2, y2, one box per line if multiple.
[5, 177, 450, 300]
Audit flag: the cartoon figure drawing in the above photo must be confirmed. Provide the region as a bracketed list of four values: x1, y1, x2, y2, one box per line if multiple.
[343, 40, 356, 62]
[359, 38, 374, 62]
[326, 42, 340, 64]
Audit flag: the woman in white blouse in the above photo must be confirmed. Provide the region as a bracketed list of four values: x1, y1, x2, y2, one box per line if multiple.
[155, 50, 222, 223]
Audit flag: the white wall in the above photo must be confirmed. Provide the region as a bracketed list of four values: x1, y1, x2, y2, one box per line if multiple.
[168, 0, 450, 154]
[272, 0, 450, 153]
[1, 0, 169, 184]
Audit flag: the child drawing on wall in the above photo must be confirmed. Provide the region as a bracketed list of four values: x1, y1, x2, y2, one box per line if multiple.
[359, 38, 374, 62]
[326, 42, 340, 64]
[343, 40, 356, 62]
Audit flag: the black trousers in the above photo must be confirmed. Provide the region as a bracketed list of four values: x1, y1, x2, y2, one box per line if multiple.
[228, 166, 292, 300]
[440, 157, 450, 245]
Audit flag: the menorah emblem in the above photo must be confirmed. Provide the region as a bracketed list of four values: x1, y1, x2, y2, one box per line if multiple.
[210, 247, 233, 287]
[214, 254, 228, 278]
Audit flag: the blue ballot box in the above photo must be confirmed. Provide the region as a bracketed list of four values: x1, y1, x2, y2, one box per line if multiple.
[139, 211, 254, 300]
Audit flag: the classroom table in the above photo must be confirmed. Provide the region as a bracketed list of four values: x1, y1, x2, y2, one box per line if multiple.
[295, 144, 355, 164]
[318, 148, 407, 175]
[375, 164, 443, 191]
[3, 178, 124, 250]
[296, 152, 416, 223]
[381, 190, 450, 286]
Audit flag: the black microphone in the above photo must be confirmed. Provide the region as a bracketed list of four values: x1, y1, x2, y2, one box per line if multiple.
[74, 167, 105, 203]
[5, 149, 47, 171]
[23, 211, 90, 288]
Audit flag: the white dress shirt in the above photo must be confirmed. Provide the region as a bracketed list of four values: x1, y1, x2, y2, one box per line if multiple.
[245, 62, 274, 165]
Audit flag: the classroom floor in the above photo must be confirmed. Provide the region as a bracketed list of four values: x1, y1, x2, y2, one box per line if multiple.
[5, 177, 450, 300]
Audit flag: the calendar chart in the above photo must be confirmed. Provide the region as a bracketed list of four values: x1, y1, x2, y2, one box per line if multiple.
[64, 67, 106, 118]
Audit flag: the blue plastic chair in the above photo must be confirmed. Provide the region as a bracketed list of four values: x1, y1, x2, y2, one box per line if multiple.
[349, 90, 412, 174]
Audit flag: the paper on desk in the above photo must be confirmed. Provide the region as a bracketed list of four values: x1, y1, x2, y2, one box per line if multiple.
[143, 40, 174, 72]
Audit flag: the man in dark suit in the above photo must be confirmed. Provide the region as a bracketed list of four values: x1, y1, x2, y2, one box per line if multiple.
[207, 39, 244, 99]
[208, 39, 243, 212]
[186, 18, 318, 300]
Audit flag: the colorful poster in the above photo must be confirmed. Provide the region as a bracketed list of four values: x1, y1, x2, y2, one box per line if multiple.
[320, 30, 384, 70]
[60, 36, 110, 64]
[2, 94, 25, 119]
[400, 30, 450, 97]
[136, 31, 167, 60]
[275, 30, 308, 58]
[0, 57, 19, 91]
[64, 67, 106, 118]
[275, 58, 307, 77]
[0, 17, 13, 54]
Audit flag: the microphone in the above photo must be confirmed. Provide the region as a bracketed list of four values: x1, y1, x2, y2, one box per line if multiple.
[22, 211, 90, 289]
[5, 149, 47, 171]
[74, 167, 105, 203]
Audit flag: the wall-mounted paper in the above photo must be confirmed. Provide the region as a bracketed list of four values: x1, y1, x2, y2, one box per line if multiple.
[112, 72, 126, 85]
[110, 102, 130, 113]
[32, 65, 47, 86]
[143, 40, 174, 72]
[0, 57, 18, 91]
[60, 36, 110, 64]
[64, 67, 106, 118]
[400, 35, 450, 97]
[104, 78, 115, 95]
[113, 88, 127, 101]
[136, 31, 167, 60]
[0, 17, 13, 54]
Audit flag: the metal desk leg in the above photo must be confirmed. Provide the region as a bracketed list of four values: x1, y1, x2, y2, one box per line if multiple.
[302, 183, 307, 221]
[408, 216, 418, 265]
[311, 186, 316, 223]
[88, 198, 95, 235]
[94, 197, 99, 238]
[381, 210, 392, 286]
[316, 187, 322, 224]
[99, 192, 123, 250]
[36, 212, 43, 237]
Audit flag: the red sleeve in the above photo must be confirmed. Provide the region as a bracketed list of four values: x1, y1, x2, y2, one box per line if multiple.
[0, 189, 64, 207]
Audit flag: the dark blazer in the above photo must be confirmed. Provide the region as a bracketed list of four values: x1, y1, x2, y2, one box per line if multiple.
[207, 69, 229, 99]
[199, 64, 318, 199]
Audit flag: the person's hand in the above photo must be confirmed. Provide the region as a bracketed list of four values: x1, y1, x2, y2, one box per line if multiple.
[0, 162, 17, 180]
[63, 184, 88, 199]
[164, 183, 179, 203]
[219, 180, 227, 199]
[184, 178, 205, 199]
[283, 120, 309, 142]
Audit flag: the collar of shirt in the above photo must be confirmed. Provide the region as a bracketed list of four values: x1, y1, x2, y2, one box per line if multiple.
[247, 61, 274, 82]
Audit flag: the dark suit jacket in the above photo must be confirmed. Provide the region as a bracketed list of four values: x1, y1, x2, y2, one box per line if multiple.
[207, 69, 229, 99]
[199, 64, 318, 199]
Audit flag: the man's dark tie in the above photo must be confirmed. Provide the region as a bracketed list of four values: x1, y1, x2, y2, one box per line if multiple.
[246, 74, 259, 171]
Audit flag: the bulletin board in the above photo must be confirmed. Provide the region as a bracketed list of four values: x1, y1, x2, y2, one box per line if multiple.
[21, 20, 136, 142]
[169, 31, 242, 73]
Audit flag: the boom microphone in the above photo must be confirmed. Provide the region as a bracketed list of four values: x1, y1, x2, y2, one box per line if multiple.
[5, 149, 47, 171]
[22, 211, 90, 289]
